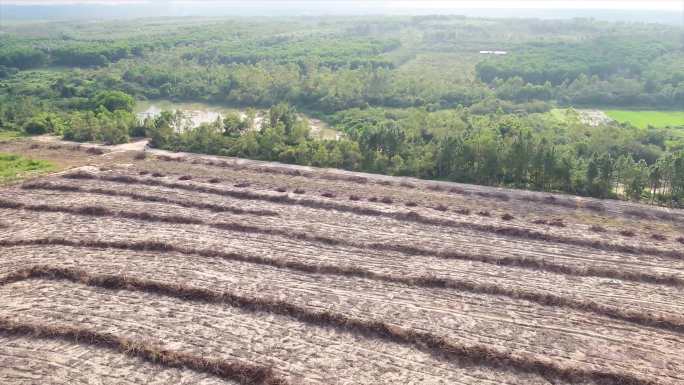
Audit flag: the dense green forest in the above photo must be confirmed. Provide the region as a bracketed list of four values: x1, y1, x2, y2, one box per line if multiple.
[1, 16, 683, 206]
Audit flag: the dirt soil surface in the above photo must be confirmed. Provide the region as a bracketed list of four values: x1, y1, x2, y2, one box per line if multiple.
[0, 137, 683, 384]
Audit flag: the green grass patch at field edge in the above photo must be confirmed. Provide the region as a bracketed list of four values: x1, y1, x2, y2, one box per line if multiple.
[0, 131, 25, 142]
[604, 110, 684, 129]
[0, 153, 54, 184]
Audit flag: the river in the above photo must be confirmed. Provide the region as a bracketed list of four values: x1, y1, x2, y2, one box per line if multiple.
[135, 100, 340, 140]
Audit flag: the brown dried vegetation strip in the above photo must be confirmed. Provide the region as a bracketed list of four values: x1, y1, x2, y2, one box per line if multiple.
[2, 238, 683, 334]
[154, 154, 624, 215]
[3, 196, 683, 288]
[155, 153, 684, 224]
[20, 182, 278, 217]
[0, 265, 658, 385]
[55, 172, 684, 259]
[0, 317, 285, 385]
[3, 195, 684, 288]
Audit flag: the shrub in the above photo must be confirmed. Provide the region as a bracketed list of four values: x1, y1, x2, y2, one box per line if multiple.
[349, 195, 361, 201]
[405, 201, 418, 207]
[427, 185, 443, 191]
[293, 188, 305, 194]
[549, 218, 566, 228]
[23, 118, 49, 135]
[589, 224, 606, 233]
[677, 237, 684, 245]
[275, 187, 287, 193]
[139, 171, 149, 175]
[619, 230, 636, 237]
[501, 213, 515, 221]
[91, 90, 134, 112]
[0, 199, 23, 209]
[380, 196, 393, 204]
[134, 152, 146, 160]
[477, 210, 491, 217]
[63, 170, 94, 179]
[77, 206, 111, 216]
[86, 147, 105, 155]
[234, 182, 250, 188]
[368, 197, 378, 202]
[532, 219, 547, 225]
[208, 178, 220, 184]
[400, 181, 415, 188]
[449, 187, 470, 195]
[476, 191, 510, 201]
[433, 204, 448, 212]
[151, 172, 164, 178]
[454, 208, 470, 215]
[178, 175, 192, 181]
[321, 191, 336, 198]
[651, 234, 667, 241]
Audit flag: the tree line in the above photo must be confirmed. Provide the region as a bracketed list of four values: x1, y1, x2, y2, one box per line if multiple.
[146, 103, 684, 207]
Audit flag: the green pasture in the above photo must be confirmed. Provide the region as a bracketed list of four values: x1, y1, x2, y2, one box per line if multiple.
[0, 152, 54, 183]
[604, 110, 684, 129]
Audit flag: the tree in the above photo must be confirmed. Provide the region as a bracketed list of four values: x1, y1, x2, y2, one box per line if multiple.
[223, 112, 249, 137]
[63, 112, 100, 142]
[624, 159, 649, 201]
[23, 118, 49, 135]
[507, 130, 532, 187]
[147, 111, 175, 148]
[91, 91, 135, 113]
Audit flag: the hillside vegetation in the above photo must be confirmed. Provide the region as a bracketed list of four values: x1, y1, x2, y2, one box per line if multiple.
[1, 16, 682, 206]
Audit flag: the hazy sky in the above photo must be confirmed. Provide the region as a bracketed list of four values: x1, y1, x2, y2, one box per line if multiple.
[4, 0, 682, 10]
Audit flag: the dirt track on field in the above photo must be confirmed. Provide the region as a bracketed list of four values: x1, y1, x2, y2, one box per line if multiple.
[0, 139, 683, 384]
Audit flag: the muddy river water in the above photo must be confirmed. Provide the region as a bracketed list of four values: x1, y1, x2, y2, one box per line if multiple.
[135, 100, 340, 140]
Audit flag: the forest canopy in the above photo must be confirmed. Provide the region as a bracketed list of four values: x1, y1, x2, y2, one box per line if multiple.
[1, 15, 682, 206]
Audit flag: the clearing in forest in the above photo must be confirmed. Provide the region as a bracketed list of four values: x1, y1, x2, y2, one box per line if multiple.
[0, 140, 683, 385]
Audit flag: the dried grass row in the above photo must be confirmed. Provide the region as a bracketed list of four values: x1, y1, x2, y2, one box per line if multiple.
[0, 265, 658, 385]
[0, 198, 203, 225]
[625, 208, 680, 222]
[2, 238, 683, 334]
[149, 153, 632, 218]
[4, 196, 683, 289]
[531, 218, 566, 228]
[68, 171, 682, 260]
[32, 143, 110, 155]
[155, 154, 370, 185]
[0, 316, 285, 385]
[20, 182, 279, 217]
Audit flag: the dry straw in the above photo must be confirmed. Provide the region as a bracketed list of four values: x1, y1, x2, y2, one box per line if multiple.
[61, 172, 684, 260]
[0, 266, 658, 385]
